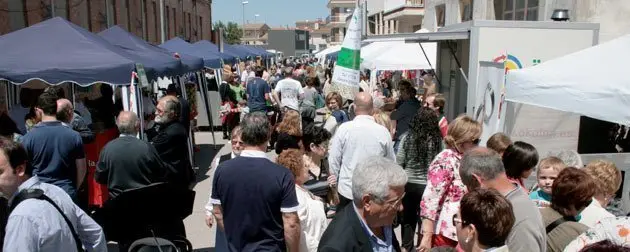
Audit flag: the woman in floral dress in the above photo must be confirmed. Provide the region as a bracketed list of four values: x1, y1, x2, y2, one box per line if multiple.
[417, 115, 482, 251]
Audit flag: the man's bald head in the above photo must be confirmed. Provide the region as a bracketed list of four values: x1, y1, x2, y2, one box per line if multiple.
[116, 111, 139, 135]
[459, 147, 506, 189]
[56, 98, 73, 123]
[353, 92, 374, 115]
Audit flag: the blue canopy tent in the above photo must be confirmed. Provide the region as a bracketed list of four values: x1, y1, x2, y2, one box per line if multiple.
[160, 37, 224, 69]
[0, 17, 140, 86]
[223, 43, 256, 59]
[99, 26, 204, 78]
[234, 45, 263, 57]
[248, 45, 273, 57]
[193, 40, 248, 60]
[191, 40, 237, 64]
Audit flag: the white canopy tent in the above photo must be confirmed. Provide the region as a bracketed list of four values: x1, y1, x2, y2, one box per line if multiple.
[506, 33, 630, 125]
[360, 29, 437, 71]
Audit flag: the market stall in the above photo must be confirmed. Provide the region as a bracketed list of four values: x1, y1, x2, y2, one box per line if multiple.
[0, 17, 152, 208]
[506, 33, 630, 125]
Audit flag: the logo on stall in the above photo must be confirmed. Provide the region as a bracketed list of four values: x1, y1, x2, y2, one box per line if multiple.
[493, 54, 523, 71]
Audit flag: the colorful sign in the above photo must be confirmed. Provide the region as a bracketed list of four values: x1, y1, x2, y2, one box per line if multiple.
[331, 6, 362, 100]
[493, 54, 523, 73]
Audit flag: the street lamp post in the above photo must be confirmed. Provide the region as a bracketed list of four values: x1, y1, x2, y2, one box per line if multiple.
[242, 1, 249, 45]
[254, 14, 260, 44]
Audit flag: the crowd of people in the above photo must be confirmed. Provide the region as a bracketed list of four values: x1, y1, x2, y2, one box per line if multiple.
[1, 56, 630, 252]
[205, 58, 630, 252]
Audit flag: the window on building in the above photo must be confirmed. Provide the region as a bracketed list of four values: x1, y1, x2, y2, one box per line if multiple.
[142, 0, 148, 40]
[153, 1, 158, 42]
[188, 13, 192, 39]
[502, 0, 538, 21]
[165, 7, 170, 38]
[461, 0, 473, 21]
[436, 4, 446, 27]
[172, 7, 177, 36]
[199, 16, 203, 39]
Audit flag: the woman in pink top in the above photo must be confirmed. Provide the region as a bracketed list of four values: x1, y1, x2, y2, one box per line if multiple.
[417, 115, 482, 251]
[502, 141, 539, 192]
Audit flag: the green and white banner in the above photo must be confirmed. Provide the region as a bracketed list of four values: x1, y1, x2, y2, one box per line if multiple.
[331, 6, 362, 100]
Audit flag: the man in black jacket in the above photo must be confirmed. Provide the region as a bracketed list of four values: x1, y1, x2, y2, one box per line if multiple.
[318, 156, 406, 252]
[150, 95, 193, 188]
[56, 98, 95, 144]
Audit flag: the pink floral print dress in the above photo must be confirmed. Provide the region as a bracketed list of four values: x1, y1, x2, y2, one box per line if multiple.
[420, 148, 467, 241]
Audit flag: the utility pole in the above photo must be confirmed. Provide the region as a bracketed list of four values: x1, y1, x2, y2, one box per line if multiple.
[242, 1, 249, 44]
[51, 0, 55, 18]
[160, 0, 166, 43]
[105, 0, 113, 27]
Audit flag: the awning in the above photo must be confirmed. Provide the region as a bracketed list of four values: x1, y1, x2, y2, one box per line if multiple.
[363, 30, 469, 43]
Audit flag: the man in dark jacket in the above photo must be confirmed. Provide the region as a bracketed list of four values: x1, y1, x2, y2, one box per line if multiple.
[318, 156, 406, 252]
[56, 98, 95, 144]
[150, 95, 193, 188]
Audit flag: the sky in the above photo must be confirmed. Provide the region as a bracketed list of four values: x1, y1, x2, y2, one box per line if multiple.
[212, 0, 330, 27]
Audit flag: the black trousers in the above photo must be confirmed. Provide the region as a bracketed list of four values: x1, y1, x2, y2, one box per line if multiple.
[338, 193, 352, 209]
[401, 183, 426, 251]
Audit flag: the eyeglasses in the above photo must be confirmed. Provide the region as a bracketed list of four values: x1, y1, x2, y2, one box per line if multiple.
[374, 192, 405, 210]
[472, 139, 481, 145]
[452, 214, 469, 226]
[231, 140, 243, 146]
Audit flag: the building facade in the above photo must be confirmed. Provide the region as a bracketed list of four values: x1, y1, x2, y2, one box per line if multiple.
[296, 19, 329, 52]
[242, 23, 269, 45]
[266, 29, 310, 57]
[422, 0, 630, 42]
[0, 0, 213, 44]
[326, 0, 356, 45]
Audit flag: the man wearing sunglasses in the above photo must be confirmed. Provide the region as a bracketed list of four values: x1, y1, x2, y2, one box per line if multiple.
[318, 156, 406, 252]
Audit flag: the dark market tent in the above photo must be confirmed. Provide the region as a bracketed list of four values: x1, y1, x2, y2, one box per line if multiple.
[160, 37, 224, 69]
[249, 46, 274, 57]
[191, 40, 237, 63]
[0, 17, 138, 86]
[99, 26, 203, 74]
[99, 26, 203, 78]
[193, 40, 248, 60]
[234, 45, 263, 57]
[223, 43, 255, 59]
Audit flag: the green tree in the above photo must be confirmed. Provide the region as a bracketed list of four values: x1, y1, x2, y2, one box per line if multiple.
[213, 21, 243, 44]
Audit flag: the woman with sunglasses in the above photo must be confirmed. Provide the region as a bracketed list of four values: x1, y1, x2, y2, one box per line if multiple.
[417, 115, 482, 251]
[455, 188, 515, 252]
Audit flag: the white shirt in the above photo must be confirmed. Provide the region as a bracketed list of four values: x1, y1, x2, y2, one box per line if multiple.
[274, 78, 304, 111]
[328, 115, 396, 199]
[296, 186, 328, 252]
[579, 198, 615, 228]
[205, 152, 236, 216]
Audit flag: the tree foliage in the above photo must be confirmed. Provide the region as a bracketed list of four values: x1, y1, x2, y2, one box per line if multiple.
[214, 21, 243, 44]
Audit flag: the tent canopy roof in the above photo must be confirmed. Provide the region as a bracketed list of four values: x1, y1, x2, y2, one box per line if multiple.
[506, 33, 630, 125]
[161, 38, 223, 69]
[0, 17, 138, 86]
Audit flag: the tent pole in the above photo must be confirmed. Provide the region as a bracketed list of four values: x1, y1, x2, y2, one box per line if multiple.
[178, 76, 195, 169]
[418, 42, 443, 86]
[200, 70, 217, 149]
[444, 41, 469, 84]
[136, 83, 146, 141]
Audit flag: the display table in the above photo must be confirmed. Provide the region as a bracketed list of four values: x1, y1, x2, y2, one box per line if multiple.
[83, 128, 119, 208]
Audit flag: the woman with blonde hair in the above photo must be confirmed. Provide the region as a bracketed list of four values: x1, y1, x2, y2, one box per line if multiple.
[373, 111, 395, 140]
[275, 110, 303, 154]
[579, 160, 622, 227]
[418, 115, 482, 251]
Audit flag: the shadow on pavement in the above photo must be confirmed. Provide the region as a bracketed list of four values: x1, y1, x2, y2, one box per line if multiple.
[193, 144, 224, 185]
[193, 247, 216, 252]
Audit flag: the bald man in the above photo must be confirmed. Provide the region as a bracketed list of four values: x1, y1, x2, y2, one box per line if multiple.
[95, 111, 175, 199]
[56, 98, 95, 144]
[328, 92, 396, 208]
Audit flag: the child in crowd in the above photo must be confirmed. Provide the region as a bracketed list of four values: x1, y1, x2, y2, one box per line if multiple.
[529, 156, 567, 208]
[486, 132, 512, 156]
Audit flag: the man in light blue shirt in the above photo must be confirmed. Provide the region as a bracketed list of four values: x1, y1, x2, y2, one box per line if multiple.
[0, 137, 107, 252]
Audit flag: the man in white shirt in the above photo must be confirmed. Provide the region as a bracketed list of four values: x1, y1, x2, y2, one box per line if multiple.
[273, 67, 304, 112]
[328, 92, 396, 209]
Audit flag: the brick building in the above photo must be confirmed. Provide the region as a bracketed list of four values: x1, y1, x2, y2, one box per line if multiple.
[0, 0, 212, 44]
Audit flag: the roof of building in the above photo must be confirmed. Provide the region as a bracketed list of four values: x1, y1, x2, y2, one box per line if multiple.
[243, 23, 269, 30]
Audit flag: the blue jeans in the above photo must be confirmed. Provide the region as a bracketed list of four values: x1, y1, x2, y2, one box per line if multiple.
[215, 228, 228, 251]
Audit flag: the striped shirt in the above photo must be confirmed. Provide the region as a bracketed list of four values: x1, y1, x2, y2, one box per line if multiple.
[396, 132, 442, 185]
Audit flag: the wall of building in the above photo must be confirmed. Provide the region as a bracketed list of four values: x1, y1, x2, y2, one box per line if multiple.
[267, 30, 297, 57]
[0, 0, 212, 44]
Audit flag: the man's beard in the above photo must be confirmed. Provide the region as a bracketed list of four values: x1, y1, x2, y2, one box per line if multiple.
[155, 114, 175, 124]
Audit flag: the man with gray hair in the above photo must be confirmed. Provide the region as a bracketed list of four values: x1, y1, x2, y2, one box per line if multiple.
[211, 112, 300, 251]
[150, 95, 193, 188]
[319, 156, 406, 251]
[459, 147, 546, 252]
[95, 111, 174, 199]
[328, 92, 396, 208]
